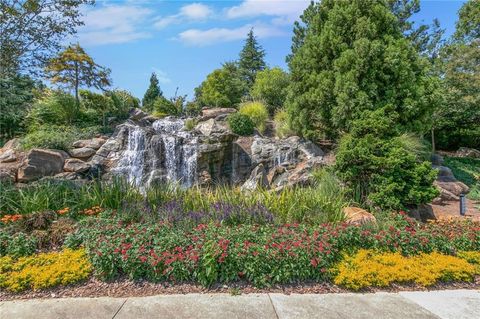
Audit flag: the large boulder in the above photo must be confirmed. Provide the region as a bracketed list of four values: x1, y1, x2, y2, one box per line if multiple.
[455, 147, 480, 159]
[199, 108, 236, 121]
[241, 164, 269, 191]
[17, 149, 65, 182]
[343, 207, 377, 225]
[195, 119, 231, 137]
[69, 147, 96, 160]
[0, 149, 17, 163]
[434, 180, 469, 197]
[64, 158, 91, 173]
[72, 138, 106, 150]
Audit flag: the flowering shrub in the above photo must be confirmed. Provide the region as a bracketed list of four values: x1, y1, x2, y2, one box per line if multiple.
[77, 213, 480, 288]
[79, 206, 103, 216]
[333, 249, 479, 290]
[0, 249, 91, 292]
[57, 207, 70, 215]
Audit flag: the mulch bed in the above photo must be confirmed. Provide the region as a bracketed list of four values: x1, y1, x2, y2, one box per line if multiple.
[1, 276, 479, 301]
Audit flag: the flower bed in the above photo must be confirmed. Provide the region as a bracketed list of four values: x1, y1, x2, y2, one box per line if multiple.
[334, 249, 480, 290]
[0, 249, 91, 292]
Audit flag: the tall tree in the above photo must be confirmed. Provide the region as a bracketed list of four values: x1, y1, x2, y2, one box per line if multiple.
[238, 29, 266, 88]
[142, 73, 163, 112]
[251, 67, 290, 115]
[0, 0, 94, 77]
[45, 43, 111, 105]
[286, 0, 435, 140]
[433, 0, 480, 149]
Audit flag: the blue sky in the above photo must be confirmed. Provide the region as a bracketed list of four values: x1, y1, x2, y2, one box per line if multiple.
[71, 0, 467, 100]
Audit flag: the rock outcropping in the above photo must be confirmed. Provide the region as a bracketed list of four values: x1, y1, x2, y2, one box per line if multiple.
[0, 108, 326, 190]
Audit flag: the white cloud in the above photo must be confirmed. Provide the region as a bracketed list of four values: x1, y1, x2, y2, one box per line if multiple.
[154, 3, 213, 29]
[152, 68, 171, 84]
[77, 5, 152, 46]
[227, 0, 310, 23]
[177, 24, 285, 46]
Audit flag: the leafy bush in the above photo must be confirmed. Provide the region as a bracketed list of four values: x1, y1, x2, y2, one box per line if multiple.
[251, 67, 289, 114]
[0, 232, 37, 258]
[335, 109, 439, 210]
[239, 101, 269, 133]
[0, 249, 91, 292]
[273, 109, 293, 138]
[185, 118, 198, 131]
[334, 249, 478, 290]
[227, 113, 255, 136]
[26, 90, 78, 129]
[20, 125, 99, 151]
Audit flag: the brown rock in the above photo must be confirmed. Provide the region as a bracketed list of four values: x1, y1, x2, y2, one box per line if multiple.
[72, 138, 106, 150]
[69, 147, 96, 160]
[200, 108, 236, 121]
[0, 149, 17, 163]
[434, 180, 469, 197]
[343, 207, 377, 225]
[17, 149, 65, 182]
[1, 138, 20, 151]
[455, 147, 480, 159]
[64, 158, 90, 173]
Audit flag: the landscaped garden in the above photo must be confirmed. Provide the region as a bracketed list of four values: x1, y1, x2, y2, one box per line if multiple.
[1, 0, 480, 299]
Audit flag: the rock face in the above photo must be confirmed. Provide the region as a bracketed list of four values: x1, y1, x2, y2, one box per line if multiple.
[432, 164, 470, 203]
[17, 149, 65, 182]
[0, 111, 327, 189]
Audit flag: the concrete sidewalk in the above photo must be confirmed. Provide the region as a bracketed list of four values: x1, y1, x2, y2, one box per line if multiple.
[0, 289, 478, 319]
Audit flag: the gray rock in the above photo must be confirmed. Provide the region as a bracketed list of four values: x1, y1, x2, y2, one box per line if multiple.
[195, 119, 231, 137]
[455, 147, 480, 159]
[0, 169, 16, 183]
[17, 149, 65, 182]
[129, 108, 148, 121]
[69, 147, 96, 159]
[64, 158, 90, 173]
[0, 149, 17, 163]
[1, 138, 20, 151]
[241, 164, 269, 191]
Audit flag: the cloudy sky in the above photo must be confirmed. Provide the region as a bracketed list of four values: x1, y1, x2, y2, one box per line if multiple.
[71, 0, 466, 99]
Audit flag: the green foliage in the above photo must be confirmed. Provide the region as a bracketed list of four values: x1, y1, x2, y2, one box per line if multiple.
[454, 0, 480, 42]
[26, 90, 79, 128]
[0, 75, 35, 140]
[238, 101, 269, 133]
[152, 94, 186, 117]
[227, 113, 255, 136]
[273, 109, 294, 138]
[20, 125, 99, 151]
[142, 73, 163, 112]
[195, 62, 246, 108]
[184, 118, 198, 131]
[0, 232, 37, 258]
[444, 157, 480, 201]
[286, 0, 435, 140]
[238, 29, 266, 88]
[335, 109, 438, 210]
[251, 67, 289, 114]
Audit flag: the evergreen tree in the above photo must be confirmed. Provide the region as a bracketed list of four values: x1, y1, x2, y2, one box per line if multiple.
[45, 43, 111, 106]
[286, 0, 435, 140]
[142, 73, 163, 112]
[238, 29, 266, 88]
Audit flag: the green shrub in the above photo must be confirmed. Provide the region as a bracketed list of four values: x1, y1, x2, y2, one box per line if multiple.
[227, 113, 255, 136]
[26, 90, 78, 129]
[5, 233, 37, 258]
[239, 101, 268, 133]
[251, 67, 289, 114]
[185, 118, 198, 131]
[20, 125, 99, 151]
[335, 109, 439, 210]
[273, 109, 293, 138]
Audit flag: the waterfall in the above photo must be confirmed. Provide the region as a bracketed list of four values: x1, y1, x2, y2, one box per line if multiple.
[114, 125, 146, 186]
[112, 117, 198, 189]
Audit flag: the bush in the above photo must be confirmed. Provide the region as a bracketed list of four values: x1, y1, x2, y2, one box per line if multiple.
[0, 249, 91, 292]
[227, 113, 255, 136]
[26, 90, 78, 129]
[334, 249, 478, 290]
[185, 118, 198, 131]
[251, 67, 289, 114]
[273, 109, 293, 138]
[335, 109, 438, 210]
[20, 125, 99, 151]
[239, 101, 269, 133]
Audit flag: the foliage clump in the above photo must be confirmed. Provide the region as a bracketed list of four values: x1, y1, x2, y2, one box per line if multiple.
[227, 113, 255, 136]
[239, 101, 269, 133]
[251, 67, 289, 115]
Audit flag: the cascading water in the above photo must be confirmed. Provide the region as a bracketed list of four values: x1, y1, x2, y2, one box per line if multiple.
[113, 117, 198, 189]
[113, 125, 146, 186]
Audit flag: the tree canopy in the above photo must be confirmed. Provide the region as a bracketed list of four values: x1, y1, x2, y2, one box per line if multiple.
[286, 0, 435, 140]
[45, 44, 111, 105]
[238, 29, 266, 89]
[142, 73, 163, 112]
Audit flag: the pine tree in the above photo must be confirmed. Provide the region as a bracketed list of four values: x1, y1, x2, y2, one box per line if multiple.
[286, 0, 436, 140]
[45, 43, 111, 105]
[142, 73, 163, 112]
[238, 29, 266, 88]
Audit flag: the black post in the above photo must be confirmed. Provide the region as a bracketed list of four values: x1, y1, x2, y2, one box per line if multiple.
[459, 194, 466, 216]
